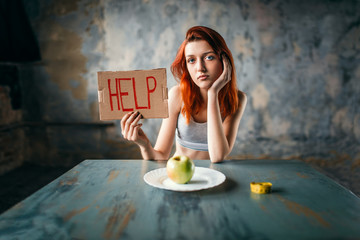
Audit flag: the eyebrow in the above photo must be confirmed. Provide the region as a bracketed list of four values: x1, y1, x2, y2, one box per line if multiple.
[185, 51, 216, 58]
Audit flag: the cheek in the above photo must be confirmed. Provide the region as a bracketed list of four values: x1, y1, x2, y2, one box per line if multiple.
[211, 62, 223, 79]
[187, 65, 196, 79]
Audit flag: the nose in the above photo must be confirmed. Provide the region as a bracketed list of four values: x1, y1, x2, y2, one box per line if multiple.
[196, 59, 206, 72]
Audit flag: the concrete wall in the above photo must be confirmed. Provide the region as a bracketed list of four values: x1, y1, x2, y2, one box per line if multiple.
[1, 0, 359, 192]
[0, 80, 25, 174]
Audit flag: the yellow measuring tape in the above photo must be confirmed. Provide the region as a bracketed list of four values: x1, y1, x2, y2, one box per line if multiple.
[250, 182, 272, 194]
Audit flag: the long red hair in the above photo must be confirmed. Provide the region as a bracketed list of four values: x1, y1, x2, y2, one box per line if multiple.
[171, 26, 239, 123]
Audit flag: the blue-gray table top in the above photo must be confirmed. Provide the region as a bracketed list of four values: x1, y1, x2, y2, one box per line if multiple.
[0, 159, 359, 240]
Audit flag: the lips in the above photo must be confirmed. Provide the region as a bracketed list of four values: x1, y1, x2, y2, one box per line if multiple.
[197, 75, 209, 80]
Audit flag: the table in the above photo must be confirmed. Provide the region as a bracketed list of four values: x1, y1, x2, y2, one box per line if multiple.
[0, 159, 359, 239]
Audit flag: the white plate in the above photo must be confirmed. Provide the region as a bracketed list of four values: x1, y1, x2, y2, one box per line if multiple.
[143, 167, 226, 192]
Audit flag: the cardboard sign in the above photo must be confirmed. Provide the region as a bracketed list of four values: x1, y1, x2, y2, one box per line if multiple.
[97, 68, 168, 120]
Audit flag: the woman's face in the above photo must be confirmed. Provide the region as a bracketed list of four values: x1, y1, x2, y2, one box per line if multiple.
[184, 40, 223, 90]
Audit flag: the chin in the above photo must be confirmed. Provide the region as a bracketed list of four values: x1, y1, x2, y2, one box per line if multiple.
[194, 81, 213, 90]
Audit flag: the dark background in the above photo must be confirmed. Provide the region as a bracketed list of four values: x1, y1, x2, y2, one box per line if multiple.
[1, 0, 359, 213]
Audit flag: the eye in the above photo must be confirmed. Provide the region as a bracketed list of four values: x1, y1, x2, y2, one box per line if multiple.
[205, 55, 215, 60]
[187, 58, 195, 64]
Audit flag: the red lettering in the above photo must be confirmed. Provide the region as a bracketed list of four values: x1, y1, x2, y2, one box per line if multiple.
[108, 78, 120, 111]
[108, 76, 157, 113]
[146, 76, 157, 109]
[118, 78, 134, 112]
[132, 77, 147, 110]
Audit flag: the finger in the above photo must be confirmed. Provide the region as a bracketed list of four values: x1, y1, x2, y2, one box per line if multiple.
[131, 124, 143, 141]
[122, 112, 135, 138]
[133, 112, 142, 124]
[222, 55, 228, 67]
[222, 55, 232, 82]
[127, 123, 135, 140]
[125, 112, 141, 139]
[222, 56, 229, 76]
[128, 114, 141, 139]
[121, 112, 132, 134]
[227, 63, 232, 82]
[218, 63, 227, 81]
[123, 112, 137, 138]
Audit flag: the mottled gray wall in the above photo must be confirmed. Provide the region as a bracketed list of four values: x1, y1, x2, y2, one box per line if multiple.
[5, 0, 357, 191]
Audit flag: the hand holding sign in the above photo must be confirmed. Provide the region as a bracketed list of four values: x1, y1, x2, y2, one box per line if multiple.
[98, 68, 168, 120]
[121, 111, 150, 147]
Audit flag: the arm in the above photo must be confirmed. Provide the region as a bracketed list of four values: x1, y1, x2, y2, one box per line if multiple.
[207, 91, 247, 163]
[121, 86, 181, 160]
[207, 57, 247, 163]
[152, 86, 182, 159]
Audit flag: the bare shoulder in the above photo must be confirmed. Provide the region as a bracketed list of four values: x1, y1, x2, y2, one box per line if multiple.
[238, 90, 247, 103]
[169, 85, 181, 97]
[168, 85, 182, 115]
[237, 90, 247, 110]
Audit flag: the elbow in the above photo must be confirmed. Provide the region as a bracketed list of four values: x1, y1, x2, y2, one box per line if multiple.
[209, 152, 227, 163]
[210, 158, 224, 163]
[209, 143, 231, 163]
[209, 148, 231, 163]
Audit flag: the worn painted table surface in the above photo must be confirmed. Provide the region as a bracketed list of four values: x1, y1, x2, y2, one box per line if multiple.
[0, 159, 360, 240]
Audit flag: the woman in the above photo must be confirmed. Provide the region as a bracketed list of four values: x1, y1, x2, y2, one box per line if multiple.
[121, 26, 247, 163]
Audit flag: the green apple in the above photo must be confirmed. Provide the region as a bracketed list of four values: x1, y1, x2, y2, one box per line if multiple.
[166, 155, 195, 184]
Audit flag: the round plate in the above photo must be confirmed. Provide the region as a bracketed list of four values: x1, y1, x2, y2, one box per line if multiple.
[143, 167, 226, 192]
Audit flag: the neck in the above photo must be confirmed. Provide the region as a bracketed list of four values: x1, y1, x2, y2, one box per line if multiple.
[199, 88, 208, 104]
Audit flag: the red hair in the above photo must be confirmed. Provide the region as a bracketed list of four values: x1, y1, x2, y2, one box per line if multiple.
[171, 26, 239, 123]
